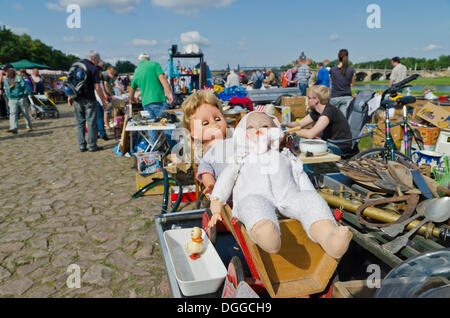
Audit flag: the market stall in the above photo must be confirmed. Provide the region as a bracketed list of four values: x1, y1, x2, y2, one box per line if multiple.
[128, 75, 449, 299]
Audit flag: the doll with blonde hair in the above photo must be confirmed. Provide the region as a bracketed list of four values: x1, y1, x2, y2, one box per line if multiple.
[181, 90, 235, 195]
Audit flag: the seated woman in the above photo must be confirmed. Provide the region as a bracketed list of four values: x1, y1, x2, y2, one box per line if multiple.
[284, 85, 355, 157]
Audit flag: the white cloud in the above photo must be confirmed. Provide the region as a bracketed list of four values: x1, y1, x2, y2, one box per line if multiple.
[45, 2, 66, 11]
[329, 34, 340, 41]
[46, 0, 142, 14]
[0, 21, 29, 34]
[151, 0, 235, 14]
[130, 38, 158, 47]
[63, 36, 97, 43]
[423, 44, 443, 51]
[180, 31, 210, 46]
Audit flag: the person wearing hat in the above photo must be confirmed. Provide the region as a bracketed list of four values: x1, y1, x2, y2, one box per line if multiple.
[129, 52, 175, 149]
[3, 64, 33, 134]
[70, 50, 108, 152]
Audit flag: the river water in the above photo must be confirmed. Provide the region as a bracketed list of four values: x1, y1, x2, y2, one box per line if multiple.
[353, 85, 450, 92]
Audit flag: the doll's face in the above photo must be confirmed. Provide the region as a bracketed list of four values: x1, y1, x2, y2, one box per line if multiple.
[245, 112, 275, 143]
[190, 103, 227, 143]
[245, 112, 276, 154]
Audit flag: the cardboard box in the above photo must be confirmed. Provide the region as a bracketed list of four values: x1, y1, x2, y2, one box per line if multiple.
[164, 153, 192, 174]
[281, 96, 307, 119]
[135, 171, 165, 196]
[135, 152, 161, 175]
[415, 102, 450, 130]
[274, 106, 291, 124]
[374, 119, 403, 148]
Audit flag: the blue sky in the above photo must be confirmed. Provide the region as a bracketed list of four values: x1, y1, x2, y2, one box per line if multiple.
[1, 0, 449, 70]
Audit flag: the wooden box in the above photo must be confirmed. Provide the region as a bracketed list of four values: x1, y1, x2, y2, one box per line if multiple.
[221, 206, 350, 298]
[332, 280, 377, 298]
[281, 96, 307, 119]
[135, 171, 165, 196]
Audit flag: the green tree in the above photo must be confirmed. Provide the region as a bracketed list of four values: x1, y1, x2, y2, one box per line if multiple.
[115, 60, 137, 73]
[0, 26, 78, 70]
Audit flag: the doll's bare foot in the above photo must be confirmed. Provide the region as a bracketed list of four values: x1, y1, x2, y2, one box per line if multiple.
[310, 220, 350, 259]
[323, 226, 350, 259]
[251, 219, 281, 254]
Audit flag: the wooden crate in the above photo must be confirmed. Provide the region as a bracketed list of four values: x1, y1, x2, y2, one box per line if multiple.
[332, 280, 377, 298]
[222, 205, 350, 298]
[281, 96, 307, 120]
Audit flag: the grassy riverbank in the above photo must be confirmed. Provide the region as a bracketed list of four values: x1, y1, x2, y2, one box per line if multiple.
[355, 77, 450, 86]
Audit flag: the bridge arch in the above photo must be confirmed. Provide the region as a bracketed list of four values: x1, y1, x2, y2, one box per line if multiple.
[355, 72, 368, 82]
[371, 72, 384, 81]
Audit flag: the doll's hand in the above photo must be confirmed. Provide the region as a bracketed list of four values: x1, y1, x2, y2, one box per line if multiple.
[208, 200, 223, 227]
[201, 174, 216, 196]
[203, 185, 214, 198]
[208, 213, 222, 228]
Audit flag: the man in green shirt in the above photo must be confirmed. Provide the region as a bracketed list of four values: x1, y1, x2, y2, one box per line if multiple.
[129, 53, 174, 148]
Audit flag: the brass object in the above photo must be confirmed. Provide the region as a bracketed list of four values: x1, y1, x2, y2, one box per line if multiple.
[319, 191, 442, 238]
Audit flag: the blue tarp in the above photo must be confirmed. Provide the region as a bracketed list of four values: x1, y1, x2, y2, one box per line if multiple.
[218, 85, 247, 101]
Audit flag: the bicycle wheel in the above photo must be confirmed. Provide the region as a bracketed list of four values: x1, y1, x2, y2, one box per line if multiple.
[355, 148, 410, 162]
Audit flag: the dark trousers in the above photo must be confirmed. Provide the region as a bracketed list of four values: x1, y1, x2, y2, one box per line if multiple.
[73, 98, 97, 150]
[97, 102, 106, 138]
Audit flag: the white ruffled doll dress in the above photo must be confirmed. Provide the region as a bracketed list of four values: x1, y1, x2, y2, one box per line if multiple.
[210, 111, 337, 243]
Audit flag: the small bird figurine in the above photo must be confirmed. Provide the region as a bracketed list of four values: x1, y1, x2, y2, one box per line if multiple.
[185, 227, 204, 260]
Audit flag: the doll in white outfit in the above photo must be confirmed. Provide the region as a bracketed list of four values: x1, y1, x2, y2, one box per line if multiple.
[208, 111, 350, 259]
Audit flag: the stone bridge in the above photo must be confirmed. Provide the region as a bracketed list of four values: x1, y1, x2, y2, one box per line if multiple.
[211, 68, 450, 82]
[352, 69, 450, 82]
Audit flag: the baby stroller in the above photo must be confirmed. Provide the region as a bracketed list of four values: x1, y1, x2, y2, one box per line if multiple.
[28, 94, 60, 119]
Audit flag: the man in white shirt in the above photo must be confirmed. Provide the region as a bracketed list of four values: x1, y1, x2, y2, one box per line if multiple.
[389, 57, 407, 88]
[225, 70, 240, 88]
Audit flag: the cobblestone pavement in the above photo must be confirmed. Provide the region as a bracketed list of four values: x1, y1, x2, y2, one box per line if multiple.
[0, 104, 172, 298]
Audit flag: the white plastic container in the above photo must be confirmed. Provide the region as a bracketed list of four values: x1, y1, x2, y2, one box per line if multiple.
[435, 130, 450, 157]
[163, 228, 227, 296]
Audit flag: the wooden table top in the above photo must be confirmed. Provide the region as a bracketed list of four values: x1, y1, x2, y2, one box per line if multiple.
[297, 152, 341, 164]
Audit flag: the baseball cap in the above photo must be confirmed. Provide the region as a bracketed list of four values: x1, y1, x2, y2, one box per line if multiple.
[138, 53, 150, 61]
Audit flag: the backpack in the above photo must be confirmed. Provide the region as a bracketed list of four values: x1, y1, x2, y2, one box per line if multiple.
[346, 90, 376, 149]
[63, 61, 88, 99]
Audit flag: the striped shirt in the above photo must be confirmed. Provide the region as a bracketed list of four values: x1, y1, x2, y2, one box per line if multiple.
[297, 64, 311, 84]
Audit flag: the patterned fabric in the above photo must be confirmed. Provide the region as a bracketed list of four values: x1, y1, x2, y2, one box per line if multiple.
[296, 64, 311, 84]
